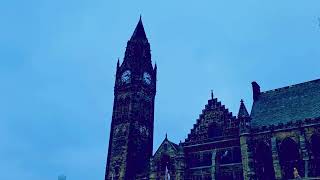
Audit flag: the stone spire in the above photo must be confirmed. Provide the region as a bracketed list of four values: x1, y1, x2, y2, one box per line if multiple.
[130, 16, 147, 41]
[238, 99, 251, 134]
[119, 16, 153, 74]
[238, 99, 249, 118]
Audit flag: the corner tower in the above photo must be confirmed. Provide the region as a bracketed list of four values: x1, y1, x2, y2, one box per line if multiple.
[105, 18, 157, 180]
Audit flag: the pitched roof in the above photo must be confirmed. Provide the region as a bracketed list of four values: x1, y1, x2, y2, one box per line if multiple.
[153, 136, 179, 157]
[250, 79, 320, 127]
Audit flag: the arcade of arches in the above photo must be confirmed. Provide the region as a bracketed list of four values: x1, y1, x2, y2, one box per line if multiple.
[247, 133, 320, 180]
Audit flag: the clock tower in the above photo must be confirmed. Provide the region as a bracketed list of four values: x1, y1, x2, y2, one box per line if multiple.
[105, 17, 157, 180]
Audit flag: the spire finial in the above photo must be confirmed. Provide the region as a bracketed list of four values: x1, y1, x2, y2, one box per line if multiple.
[139, 14, 142, 21]
[240, 99, 244, 103]
[211, 90, 214, 100]
[165, 133, 167, 140]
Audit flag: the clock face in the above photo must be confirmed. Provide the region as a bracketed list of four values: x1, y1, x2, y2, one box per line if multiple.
[121, 70, 131, 83]
[143, 72, 151, 85]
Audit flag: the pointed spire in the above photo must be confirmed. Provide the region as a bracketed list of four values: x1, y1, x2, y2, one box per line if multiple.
[130, 16, 147, 41]
[154, 62, 157, 70]
[238, 99, 249, 118]
[165, 133, 168, 140]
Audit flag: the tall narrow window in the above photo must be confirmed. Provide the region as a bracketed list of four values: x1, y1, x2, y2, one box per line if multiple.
[208, 123, 222, 138]
[310, 134, 320, 176]
[279, 138, 303, 179]
[254, 141, 275, 180]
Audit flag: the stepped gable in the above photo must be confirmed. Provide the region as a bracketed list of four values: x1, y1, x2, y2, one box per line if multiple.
[185, 96, 237, 143]
[250, 79, 320, 127]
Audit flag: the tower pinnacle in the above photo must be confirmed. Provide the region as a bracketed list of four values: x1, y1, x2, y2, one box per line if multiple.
[130, 17, 147, 40]
[238, 99, 249, 118]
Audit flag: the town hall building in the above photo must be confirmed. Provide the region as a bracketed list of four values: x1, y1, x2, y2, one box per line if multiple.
[104, 18, 320, 180]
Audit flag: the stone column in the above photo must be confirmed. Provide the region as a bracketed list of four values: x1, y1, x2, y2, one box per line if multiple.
[175, 158, 185, 179]
[240, 134, 255, 180]
[299, 132, 309, 178]
[211, 149, 217, 180]
[271, 137, 282, 180]
[149, 157, 156, 180]
[175, 145, 185, 180]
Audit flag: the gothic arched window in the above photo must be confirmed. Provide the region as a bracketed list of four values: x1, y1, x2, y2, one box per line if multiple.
[279, 137, 303, 179]
[208, 123, 222, 138]
[217, 149, 232, 164]
[254, 141, 275, 180]
[311, 134, 320, 158]
[310, 134, 320, 176]
[233, 147, 242, 163]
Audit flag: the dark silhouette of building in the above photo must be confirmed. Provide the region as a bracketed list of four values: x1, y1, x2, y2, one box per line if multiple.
[105, 17, 156, 180]
[105, 18, 320, 180]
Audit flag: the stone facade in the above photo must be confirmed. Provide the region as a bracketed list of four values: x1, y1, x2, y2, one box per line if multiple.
[105, 19, 320, 180]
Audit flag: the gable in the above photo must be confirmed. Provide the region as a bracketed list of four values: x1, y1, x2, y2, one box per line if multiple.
[153, 138, 179, 160]
[185, 98, 238, 143]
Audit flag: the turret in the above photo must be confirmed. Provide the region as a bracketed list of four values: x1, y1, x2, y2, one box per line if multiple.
[238, 99, 251, 133]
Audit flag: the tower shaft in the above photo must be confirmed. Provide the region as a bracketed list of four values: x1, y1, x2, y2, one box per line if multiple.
[105, 18, 156, 180]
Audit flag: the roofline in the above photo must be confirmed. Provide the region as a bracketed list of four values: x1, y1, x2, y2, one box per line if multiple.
[260, 78, 320, 95]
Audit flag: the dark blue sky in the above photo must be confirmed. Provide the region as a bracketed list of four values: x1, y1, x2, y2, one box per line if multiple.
[1, 0, 320, 179]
